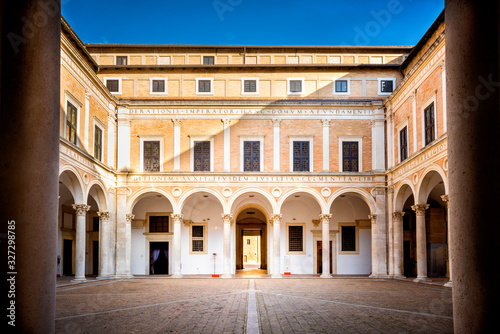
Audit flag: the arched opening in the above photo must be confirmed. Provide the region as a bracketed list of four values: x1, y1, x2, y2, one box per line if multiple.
[329, 192, 372, 275]
[397, 185, 417, 277]
[130, 191, 175, 275]
[86, 183, 107, 277]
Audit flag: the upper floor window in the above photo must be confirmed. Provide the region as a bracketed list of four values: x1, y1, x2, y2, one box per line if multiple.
[340, 224, 357, 253]
[287, 78, 304, 94]
[104, 77, 122, 94]
[243, 141, 260, 172]
[242, 79, 258, 94]
[149, 216, 169, 233]
[94, 125, 103, 161]
[116, 56, 127, 65]
[144, 141, 160, 172]
[378, 78, 396, 95]
[399, 126, 408, 162]
[203, 56, 215, 65]
[293, 141, 310, 172]
[334, 79, 350, 94]
[196, 78, 213, 94]
[194, 141, 211, 171]
[150, 78, 167, 94]
[287, 224, 305, 254]
[424, 103, 436, 145]
[190, 224, 207, 254]
[66, 101, 77, 145]
[342, 141, 359, 172]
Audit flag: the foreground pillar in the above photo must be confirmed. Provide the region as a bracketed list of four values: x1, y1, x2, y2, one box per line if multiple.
[445, 1, 500, 331]
[171, 214, 183, 278]
[271, 214, 282, 278]
[114, 188, 132, 278]
[392, 212, 405, 278]
[72, 204, 90, 282]
[0, 1, 61, 332]
[97, 211, 112, 279]
[320, 214, 332, 278]
[222, 214, 233, 278]
[411, 204, 429, 282]
[441, 195, 452, 287]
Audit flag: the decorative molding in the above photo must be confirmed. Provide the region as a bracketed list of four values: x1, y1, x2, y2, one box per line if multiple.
[411, 204, 429, 216]
[321, 119, 330, 127]
[312, 219, 320, 228]
[97, 211, 111, 221]
[221, 214, 233, 225]
[72, 204, 90, 216]
[368, 214, 377, 223]
[272, 118, 282, 126]
[221, 118, 231, 127]
[270, 214, 282, 225]
[392, 211, 405, 221]
[319, 214, 332, 223]
[172, 118, 182, 126]
[125, 214, 135, 223]
[170, 214, 184, 223]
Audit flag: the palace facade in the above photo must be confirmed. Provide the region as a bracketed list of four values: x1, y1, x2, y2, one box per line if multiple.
[58, 12, 449, 283]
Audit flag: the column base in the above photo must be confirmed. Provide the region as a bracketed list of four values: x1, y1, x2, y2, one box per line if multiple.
[113, 274, 134, 279]
[271, 274, 282, 278]
[392, 275, 406, 279]
[320, 273, 332, 278]
[96, 275, 113, 280]
[171, 273, 183, 278]
[369, 274, 391, 278]
[413, 277, 430, 283]
[444, 281, 452, 287]
[221, 274, 232, 278]
[71, 277, 88, 283]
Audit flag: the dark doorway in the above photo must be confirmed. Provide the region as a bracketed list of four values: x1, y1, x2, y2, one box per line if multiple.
[63, 239, 73, 276]
[317, 241, 333, 274]
[150, 242, 169, 275]
[92, 241, 99, 275]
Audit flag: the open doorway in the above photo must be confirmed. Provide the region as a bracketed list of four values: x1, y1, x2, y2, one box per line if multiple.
[235, 207, 268, 275]
[150, 242, 169, 275]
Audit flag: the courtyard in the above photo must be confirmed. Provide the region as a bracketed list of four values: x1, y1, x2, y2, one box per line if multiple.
[55, 278, 453, 333]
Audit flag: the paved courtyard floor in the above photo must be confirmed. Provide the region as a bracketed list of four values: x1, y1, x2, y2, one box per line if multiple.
[55, 278, 453, 333]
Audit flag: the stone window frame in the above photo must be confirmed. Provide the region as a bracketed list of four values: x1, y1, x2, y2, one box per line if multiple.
[203, 56, 215, 65]
[377, 78, 396, 95]
[93, 116, 106, 162]
[103, 77, 122, 95]
[396, 118, 409, 163]
[145, 212, 173, 234]
[287, 77, 305, 95]
[421, 94, 438, 148]
[116, 55, 128, 65]
[139, 135, 164, 172]
[239, 135, 265, 172]
[332, 77, 351, 95]
[64, 90, 82, 146]
[189, 222, 208, 254]
[289, 135, 314, 172]
[286, 223, 306, 255]
[195, 77, 214, 95]
[338, 222, 360, 255]
[338, 135, 363, 172]
[149, 77, 168, 95]
[241, 77, 260, 95]
[189, 135, 215, 172]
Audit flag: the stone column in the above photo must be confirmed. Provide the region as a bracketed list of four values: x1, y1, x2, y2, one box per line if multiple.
[387, 185, 395, 276]
[441, 194, 452, 287]
[392, 211, 405, 278]
[411, 204, 429, 282]
[222, 118, 231, 172]
[320, 214, 332, 278]
[172, 118, 181, 171]
[115, 187, 132, 278]
[271, 214, 282, 278]
[446, 2, 500, 330]
[0, 2, 61, 331]
[72, 204, 90, 282]
[372, 108, 386, 171]
[117, 114, 131, 172]
[97, 211, 111, 279]
[272, 119, 281, 171]
[321, 119, 330, 172]
[368, 214, 378, 277]
[107, 113, 116, 168]
[222, 214, 233, 278]
[171, 213, 184, 278]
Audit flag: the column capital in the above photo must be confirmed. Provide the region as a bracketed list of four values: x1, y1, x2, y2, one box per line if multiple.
[321, 118, 330, 127]
[172, 118, 182, 126]
[170, 213, 184, 223]
[270, 214, 282, 225]
[411, 204, 429, 216]
[319, 213, 332, 223]
[221, 213, 233, 224]
[72, 204, 90, 216]
[392, 211, 405, 222]
[368, 214, 377, 223]
[125, 214, 135, 223]
[271, 118, 281, 126]
[221, 118, 231, 127]
[441, 194, 449, 203]
[98, 211, 111, 221]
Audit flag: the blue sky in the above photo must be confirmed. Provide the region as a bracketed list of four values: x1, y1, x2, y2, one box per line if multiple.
[62, 0, 444, 46]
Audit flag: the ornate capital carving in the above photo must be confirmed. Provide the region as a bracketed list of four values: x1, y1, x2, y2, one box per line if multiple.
[170, 213, 184, 223]
[271, 118, 281, 127]
[172, 118, 182, 126]
[312, 219, 320, 228]
[221, 214, 233, 224]
[221, 118, 231, 127]
[270, 214, 282, 225]
[368, 214, 377, 223]
[441, 194, 449, 203]
[321, 119, 330, 127]
[387, 185, 395, 194]
[98, 211, 111, 221]
[72, 204, 90, 216]
[392, 211, 405, 222]
[319, 213, 332, 223]
[411, 204, 429, 216]
[125, 214, 135, 223]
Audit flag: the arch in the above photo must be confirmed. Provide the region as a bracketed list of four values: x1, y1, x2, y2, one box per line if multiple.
[177, 187, 228, 214]
[327, 187, 376, 214]
[277, 187, 326, 213]
[59, 164, 85, 204]
[233, 203, 271, 224]
[394, 180, 417, 212]
[228, 187, 277, 216]
[86, 179, 108, 211]
[127, 187, 177, 213]
[416, 163, 448, 204]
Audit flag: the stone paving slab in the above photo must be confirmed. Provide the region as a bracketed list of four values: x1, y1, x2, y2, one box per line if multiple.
[55, 278, 453, 334]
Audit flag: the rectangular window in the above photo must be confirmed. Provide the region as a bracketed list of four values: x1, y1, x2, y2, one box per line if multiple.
[194, 141, 210, 171]
[243, 141, 260, 172]
[342, 141, 359, 172]
[191, 224, 206, 253]
[335, 80, 348, 93]
[399, 126, 408, 162]
[203, 56, 214, 65]
[198, 79, 212, 93]
[144, 141, 160, 172]
[106, 79, 120, 93]
[288, 225, 304, 253]
[293, 141, 310, 172]
[116, 56, 127, 65]
[380, 79, 394, 93]
[424, 103, 435, 145]
[149, 216, 169, 233]
[94, 125, 103, 161]
[243, 80, 257, 93]
[93, 216, 99, 232]
[341, 225, 356, 252]
[66, 101, 77, 145]
[289, 80, 303, 93]
[152, 79, 165, 93]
